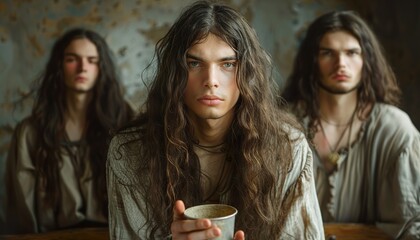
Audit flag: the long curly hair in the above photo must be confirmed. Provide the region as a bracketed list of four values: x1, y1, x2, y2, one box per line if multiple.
[119, 1, 301, 239]
[282, 10, 401, 125]
[31, 28, 133, 223]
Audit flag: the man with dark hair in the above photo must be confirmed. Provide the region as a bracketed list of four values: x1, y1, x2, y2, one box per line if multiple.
[4, 28, 133, 233]
[107, 1, 324, 239]
[282, 10, 420, 239]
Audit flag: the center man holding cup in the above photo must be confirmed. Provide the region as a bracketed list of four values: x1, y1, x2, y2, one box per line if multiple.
[106, 1, 324, 239]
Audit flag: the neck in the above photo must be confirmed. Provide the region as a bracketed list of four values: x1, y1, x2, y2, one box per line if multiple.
[65, 91, 92, 141]
[188, 115, 233, 147]
[66, 92, 92, 121]
[318, 89, 358, 125]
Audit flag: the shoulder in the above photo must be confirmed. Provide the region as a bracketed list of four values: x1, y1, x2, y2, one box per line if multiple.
[366, 104, 419, 162]
[283, 124, 311, 162]
[282, 125, 313, 182]
[6, 117, 38, 169]
[375, 103, 412, 124]
[13, 117, 36, 135]
[107, 127, 145, 185]
[278, 125, 317, 209]
[369, 103, 418, 139]
[11, 117, 38, 147]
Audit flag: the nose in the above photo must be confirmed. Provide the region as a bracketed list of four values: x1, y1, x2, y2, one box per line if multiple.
[77, 58, 88, 72]
[204, 65, 219, 88]
[336, 53, 346, 68]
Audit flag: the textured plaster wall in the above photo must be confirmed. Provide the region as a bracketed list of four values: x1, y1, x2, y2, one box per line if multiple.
[0, 0, 351, 220]
[352, 0, 420, 133]
[0, 0, 418, 222]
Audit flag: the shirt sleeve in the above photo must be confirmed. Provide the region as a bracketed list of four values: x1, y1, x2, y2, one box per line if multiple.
[5, 120, 38, 233]
[376, 133, 420, 239]
[106, 135, 149, 240]
[280, 135, 325, 240]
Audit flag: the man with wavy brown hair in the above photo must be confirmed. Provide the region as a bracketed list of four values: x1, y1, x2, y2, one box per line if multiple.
[282, 11, 420, 239]
[106, 1, 324, 239]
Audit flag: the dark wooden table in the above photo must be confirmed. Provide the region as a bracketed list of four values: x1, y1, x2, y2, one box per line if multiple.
[324, 223, 392, 240]
[0, 224, 392, 239]
[0, 228, 109, 240]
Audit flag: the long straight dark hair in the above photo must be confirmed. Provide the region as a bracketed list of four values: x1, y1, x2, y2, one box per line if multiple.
[31, 28, 133, 223]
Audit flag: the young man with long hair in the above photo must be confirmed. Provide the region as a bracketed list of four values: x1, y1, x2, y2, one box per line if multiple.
[282, 11, 420, 238]
[107, 1, 324, 239]
[4, 28, 133, 233]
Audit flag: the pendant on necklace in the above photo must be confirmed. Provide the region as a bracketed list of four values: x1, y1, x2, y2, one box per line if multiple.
[328, 152, 340, 165]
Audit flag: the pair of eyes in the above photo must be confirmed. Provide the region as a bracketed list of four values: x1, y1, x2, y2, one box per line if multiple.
[187, 61, 237, 69]
[318, 50, 362, 57]
[64, 56, 99, 64]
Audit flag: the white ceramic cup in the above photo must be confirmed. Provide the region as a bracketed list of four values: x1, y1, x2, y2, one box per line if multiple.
[184, 204, 238, 240]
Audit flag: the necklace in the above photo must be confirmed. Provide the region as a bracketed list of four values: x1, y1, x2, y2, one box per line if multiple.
[193, 141, 227, 154]
[62, 133, 87, 178]
[319, 109, 356, 165]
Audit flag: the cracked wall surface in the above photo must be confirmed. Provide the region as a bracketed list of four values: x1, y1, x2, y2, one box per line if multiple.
[1, 0, 419, 222]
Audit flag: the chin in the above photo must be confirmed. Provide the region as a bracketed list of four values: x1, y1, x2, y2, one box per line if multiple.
[72, 88, 94, 94]
[196, 112, 223, 120]
[320, 83, 358, 95]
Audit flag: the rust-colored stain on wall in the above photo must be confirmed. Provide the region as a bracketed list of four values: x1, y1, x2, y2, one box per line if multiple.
[139, 23, 171, 45]
[28, 35, 44, 57]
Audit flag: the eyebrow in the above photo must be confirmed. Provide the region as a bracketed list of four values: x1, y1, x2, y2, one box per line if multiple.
[186, 53, 237, 62]
[319, 47, 361, 52]
[64, 52, 99, 59]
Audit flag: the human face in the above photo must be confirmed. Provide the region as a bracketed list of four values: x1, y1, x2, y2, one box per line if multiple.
[317, 30, 363, 94]
[184, 33, 240, 123]
[63, 38, 99, 93]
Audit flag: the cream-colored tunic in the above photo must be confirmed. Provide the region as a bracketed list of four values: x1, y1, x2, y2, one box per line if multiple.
[4, 118, 107, 233]
[310, 104, 420, 239]
[106, 128, 325, 239]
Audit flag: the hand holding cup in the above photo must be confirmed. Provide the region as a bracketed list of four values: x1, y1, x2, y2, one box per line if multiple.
[171, 200, 244, 240]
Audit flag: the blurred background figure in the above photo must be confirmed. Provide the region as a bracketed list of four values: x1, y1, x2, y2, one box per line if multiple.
[281, 11, 420, 239]
[3, 28, 133, 233]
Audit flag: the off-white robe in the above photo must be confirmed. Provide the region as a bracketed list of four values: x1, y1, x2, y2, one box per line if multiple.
[106, 127, 325, 239]
[310, 103, 420, 239]
[4, 118, 107, 233]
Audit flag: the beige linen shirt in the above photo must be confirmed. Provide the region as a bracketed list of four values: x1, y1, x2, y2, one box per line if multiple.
[310, 104, 420, 239]
[4, 118, 107, 233]
[107, 128, 325, 239]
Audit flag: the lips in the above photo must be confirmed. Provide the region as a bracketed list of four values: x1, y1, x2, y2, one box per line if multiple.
[332, 73, 349, 81]
[197, 95, 223, 106]
[75, 76, 87, 82]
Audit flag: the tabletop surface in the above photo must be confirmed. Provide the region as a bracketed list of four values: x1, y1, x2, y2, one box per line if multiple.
[0, 228, 108, 240]
[0, 223, 392, 240]
[324, 223, 392, 240]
